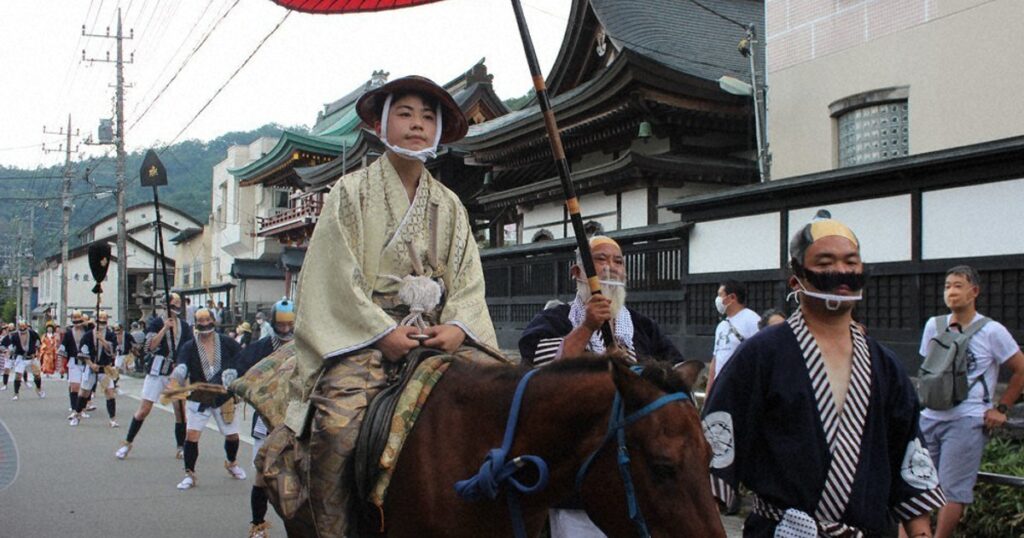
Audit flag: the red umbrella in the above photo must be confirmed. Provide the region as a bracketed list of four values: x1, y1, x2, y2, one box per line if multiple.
[269, 0, 443, 13]
[269, 0, 615, 346]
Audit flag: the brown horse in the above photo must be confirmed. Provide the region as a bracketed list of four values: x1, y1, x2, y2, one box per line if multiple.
[376, 355, 725, 537]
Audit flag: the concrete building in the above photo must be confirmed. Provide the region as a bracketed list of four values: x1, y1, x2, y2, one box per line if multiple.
[36, 202, 200, 323]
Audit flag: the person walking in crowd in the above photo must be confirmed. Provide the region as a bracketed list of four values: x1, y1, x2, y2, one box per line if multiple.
[918, 265, 1024, 538]
[758, 308, 786, 330]
[115, 293, 194, 460]
[235, 322, 252, 349]
[169, 307, 245, 490]
[255, 311, 273, 341]
[238, 298, 296, 538]
[40, 322, 59, 377]
[69, 311, 118, 427]
[705, 279, 760, 393]
[0, 324, 11, 390]
[702, 211, 945, 537]
[4, 320, 44, 400]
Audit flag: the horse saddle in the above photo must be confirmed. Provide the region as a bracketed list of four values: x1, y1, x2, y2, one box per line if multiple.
[353, 346, 443, 506]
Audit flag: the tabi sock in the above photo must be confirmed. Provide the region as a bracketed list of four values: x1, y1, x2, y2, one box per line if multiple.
[183, 440, 199, 472]
[251, 486, 269, 524]
[225, 438, 240, 463]
[126, 417, 144, 443]
[175, 422, 186, 449]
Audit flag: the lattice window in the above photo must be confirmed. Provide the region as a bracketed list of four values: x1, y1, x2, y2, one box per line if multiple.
[686, 282, 721, 328]
[838, 101, 909, 167]
[978, 270, 1024, 332]
[859, 274, 915, 329]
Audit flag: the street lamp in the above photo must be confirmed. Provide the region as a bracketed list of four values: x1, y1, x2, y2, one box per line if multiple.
[719, 23, 770, 183]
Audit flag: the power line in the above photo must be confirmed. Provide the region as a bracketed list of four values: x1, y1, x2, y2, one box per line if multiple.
[681, 0, 748, 30]
[129, 0, 241, 130]
[165, 10, 291, 146]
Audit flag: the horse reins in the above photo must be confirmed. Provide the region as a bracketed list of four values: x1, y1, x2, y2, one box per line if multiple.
[455, 366, 690, 538]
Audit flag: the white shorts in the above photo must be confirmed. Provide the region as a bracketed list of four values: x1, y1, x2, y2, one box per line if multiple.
[81, 368, 113, 393]
[252, 437, 264, 469]
[2, 356, 11, 370]
[13, 357, 29, 375]
[115, 355, 126, 370]
[141, 374, 169, 403]
[186, 400, 240, 436]
[67, 362, 85, 384]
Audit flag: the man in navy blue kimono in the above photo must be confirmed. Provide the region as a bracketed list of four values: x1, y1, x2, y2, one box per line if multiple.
[702, 211, 944, 537]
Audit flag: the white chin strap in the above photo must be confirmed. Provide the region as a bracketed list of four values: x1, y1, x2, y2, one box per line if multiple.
[787, 281, 863, 311]
[380, 93, 443, 163]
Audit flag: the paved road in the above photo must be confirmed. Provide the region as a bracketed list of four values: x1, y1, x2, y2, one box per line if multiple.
[0, 374, 283, 537]
[0, 373, 744, 537]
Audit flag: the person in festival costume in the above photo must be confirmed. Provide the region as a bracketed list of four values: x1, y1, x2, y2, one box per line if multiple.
[69, 311, 119, 427]
[59, 311, 91, 416]
[40, 321, 59, 377]
[264, 75, 497, 536]
[115, 293, 194, 460]
[702, 210, 945, 537]
[6, 319, 44, 401]
[169, 307, 245, 490]
[112, 322, 135, 394]
[238, 298, 295, 538]
[0, 324, 12, 390]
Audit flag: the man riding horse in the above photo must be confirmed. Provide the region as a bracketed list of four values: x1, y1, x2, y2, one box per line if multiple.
[260, 75, 499, 537]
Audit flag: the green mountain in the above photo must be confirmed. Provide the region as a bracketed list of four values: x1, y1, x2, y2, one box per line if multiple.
[0, 123, 303, 261]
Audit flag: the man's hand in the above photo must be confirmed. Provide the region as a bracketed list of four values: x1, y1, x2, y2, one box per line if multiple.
[89, 363, 100, 372]
[422, 324, 466, 353]
[984, 407, 1007, 430]
[374, 326, 423, 362]
[583, 294, 614, 331]
[221, 368, 237, 387]
[163, 317, 175, 331]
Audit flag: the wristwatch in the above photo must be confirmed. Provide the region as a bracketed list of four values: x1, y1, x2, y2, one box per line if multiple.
[996, 403, 1009, 414]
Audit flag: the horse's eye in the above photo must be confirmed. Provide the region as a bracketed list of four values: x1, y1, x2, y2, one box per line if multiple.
[650, 462, 677, 482]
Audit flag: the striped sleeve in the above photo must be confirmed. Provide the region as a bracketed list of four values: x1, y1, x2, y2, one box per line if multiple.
[892, 487, 946, 521]
[532, 337, 564, 366]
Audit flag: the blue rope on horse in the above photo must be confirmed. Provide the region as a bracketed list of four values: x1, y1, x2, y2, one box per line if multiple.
[575, 366, 691, 538]
[454, 368, 549, 538]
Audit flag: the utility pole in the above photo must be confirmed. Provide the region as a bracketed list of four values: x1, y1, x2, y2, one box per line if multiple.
[83, 9, 133, 324]
[43, 115, 79, 326]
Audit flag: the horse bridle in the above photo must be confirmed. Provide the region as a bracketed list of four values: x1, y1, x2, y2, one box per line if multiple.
[454, 366, 691, 538]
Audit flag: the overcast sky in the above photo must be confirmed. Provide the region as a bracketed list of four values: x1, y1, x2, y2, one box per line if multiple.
[0, 0, 571, 169]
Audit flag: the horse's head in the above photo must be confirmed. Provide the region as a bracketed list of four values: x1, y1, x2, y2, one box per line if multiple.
[580, 356, 725, 538]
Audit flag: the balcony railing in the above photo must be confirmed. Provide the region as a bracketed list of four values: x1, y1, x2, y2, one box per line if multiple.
[257, 194, 324, 237]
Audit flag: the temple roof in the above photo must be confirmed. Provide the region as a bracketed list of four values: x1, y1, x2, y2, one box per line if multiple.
[229, 131, 347, 185]
[476, 151, 755, 211]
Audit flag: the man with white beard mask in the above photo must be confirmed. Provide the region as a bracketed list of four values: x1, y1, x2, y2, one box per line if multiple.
[520, 235, 683, 367]
[518, 235, 684, 537]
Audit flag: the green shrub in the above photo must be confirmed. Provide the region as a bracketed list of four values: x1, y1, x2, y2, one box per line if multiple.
[959, 436, 1024, 537]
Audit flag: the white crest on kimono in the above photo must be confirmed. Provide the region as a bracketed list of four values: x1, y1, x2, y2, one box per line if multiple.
[901, 438, 938, 490]
[702, 411, 735, 469]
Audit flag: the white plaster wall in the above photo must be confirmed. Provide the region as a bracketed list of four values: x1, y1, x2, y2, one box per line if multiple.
[523, 202, 565, 241]
[243, 279, 287, 304]
[620, 189, 648, 229]
[579, 191, 617, 216]
[658, 185, 723, 224]
[788, 195, 911, 263]
[922, 178, 1024, 259]
[690, 213, 781, 274]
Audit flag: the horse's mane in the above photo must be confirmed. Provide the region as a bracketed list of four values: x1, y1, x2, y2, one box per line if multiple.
[525, 353, 691, 396]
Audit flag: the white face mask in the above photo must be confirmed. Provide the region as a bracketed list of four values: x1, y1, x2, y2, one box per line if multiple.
[787, 280, 863, 311]
[379, 93, 443, 163]
[715, 296, 728, 316]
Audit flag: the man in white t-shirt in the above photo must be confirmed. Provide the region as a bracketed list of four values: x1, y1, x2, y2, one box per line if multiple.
[919, 265, 1024, 538]
[706, 279, 760, 393]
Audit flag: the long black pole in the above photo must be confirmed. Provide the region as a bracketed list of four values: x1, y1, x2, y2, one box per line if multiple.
[152, 187, 177, 359]
[509, 0, 614, 348]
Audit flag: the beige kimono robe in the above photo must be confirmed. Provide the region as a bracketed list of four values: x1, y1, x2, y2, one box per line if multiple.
[285, 156, 496, 432]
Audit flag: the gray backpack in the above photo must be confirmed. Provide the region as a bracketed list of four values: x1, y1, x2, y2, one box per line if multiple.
[916, 315, 990, 411]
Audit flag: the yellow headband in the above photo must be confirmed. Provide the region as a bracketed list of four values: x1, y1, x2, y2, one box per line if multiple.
[589, 236, 620, 251]
[808, 220, 859, 248]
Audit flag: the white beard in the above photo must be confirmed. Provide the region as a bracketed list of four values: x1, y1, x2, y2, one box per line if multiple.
[576, 278, 627, 319]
